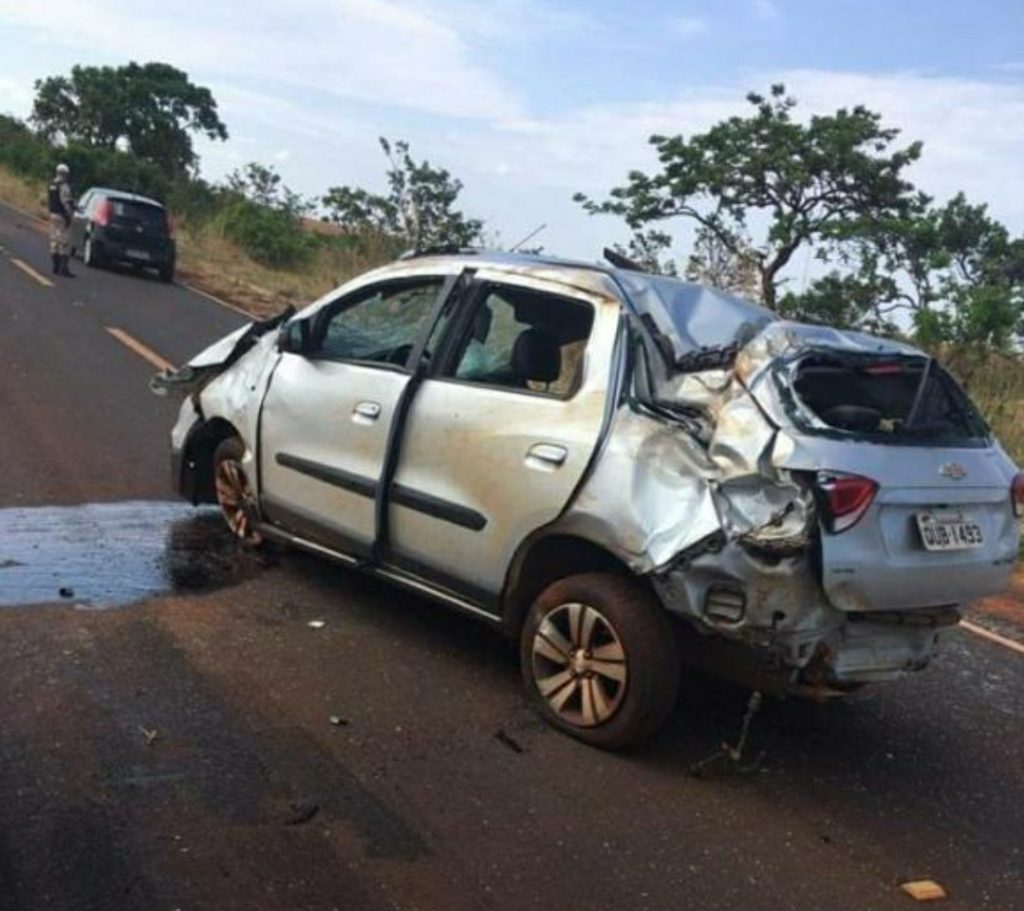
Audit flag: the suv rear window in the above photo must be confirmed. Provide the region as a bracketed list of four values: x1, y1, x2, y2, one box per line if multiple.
[111, 200, 167, 229]
[792, 355, 988, 443]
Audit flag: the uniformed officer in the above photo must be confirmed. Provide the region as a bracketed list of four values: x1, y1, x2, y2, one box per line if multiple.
[48, 163, 75, 277]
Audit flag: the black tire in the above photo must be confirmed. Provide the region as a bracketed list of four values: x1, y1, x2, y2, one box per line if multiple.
[520, 572, 680, 750]
[158, 262, 174, 283]
[212, 436, 262, 546]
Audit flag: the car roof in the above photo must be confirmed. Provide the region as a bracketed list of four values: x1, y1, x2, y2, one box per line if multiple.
[84, 187, 165, 209]
[380, 250, 776, 356]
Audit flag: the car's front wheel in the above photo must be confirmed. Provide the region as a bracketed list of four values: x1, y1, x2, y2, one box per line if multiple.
[520, 572, 680, 749]
[213, 437, 262, 546]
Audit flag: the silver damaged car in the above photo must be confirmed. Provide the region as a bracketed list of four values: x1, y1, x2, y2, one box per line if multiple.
[155, 252, 1022, 748]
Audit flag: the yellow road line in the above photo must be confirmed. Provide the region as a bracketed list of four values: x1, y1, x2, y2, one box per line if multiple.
[10, 257, 54, 288]
[105, 326, 175, 372]
[961, 619, 1024, 656]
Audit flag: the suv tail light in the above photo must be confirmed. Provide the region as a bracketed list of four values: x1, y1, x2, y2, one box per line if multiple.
[1011, 473, 1024, 518]
[93, 199, 113, 226]
[817, 472, 879, 533]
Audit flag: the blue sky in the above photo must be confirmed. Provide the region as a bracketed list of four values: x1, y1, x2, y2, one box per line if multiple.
[1, 0, 1023, 271]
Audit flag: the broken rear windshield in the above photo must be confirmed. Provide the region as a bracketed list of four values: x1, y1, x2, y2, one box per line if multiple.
[791, 355, 988, 443]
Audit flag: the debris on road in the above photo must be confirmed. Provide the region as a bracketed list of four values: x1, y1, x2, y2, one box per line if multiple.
[690, 691, 766, 778]
[900, 880, 948, 901]
[284, 800, 320, 826]
[307, 619, 326, 629]
[139, 725, 160, 746]
[58, 586, 74, 598]
[328, 714, 349, 727]
[494, 729, 524, 754]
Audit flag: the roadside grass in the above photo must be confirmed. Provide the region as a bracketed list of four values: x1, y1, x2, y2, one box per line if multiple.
[175, 219, 397, 319]
[0, 166, 46, 216]
[951, 351, 1024, 466]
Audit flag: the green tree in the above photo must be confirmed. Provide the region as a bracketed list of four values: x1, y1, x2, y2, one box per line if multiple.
[226, 161, 312, 217]
[322, 137, 483, 250]
[684, 225, 762, 299]
[789, 193, 1024, 348]
[610, 228, 677, 275]
[575, 84, 921, 309]
[31, 62, 227, 177]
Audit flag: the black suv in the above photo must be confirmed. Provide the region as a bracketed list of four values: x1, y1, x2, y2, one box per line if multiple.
[71, 188, 176, 282]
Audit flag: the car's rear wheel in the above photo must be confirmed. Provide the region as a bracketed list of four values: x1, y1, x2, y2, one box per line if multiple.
[158, 262, 174, 283]
[213, 437, 262, 546]
[520, 572, 680, 749]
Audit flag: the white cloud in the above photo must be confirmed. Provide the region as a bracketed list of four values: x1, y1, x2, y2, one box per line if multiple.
[668, 15, 709, 40]
[2, 0, 1022, 265]
[0, 0, 520, 120]
[0, 74, 35, 117]
[431, 70, 1024, 259]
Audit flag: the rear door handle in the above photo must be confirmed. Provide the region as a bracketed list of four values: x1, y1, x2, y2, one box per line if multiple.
[353, 401, 381, 423]
[526, 443, 568, 470]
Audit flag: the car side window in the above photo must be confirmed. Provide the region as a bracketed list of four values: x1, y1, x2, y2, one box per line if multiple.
[76, 191, 93, 212]
[446, 284, 594, 397]
[314, 278, 444, 368]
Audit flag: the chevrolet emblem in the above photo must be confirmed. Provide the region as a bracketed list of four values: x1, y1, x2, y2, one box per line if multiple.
[939, 462, 967, 480]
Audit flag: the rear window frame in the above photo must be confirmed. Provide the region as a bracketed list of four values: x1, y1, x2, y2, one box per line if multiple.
[108, 198, 168, 227]
[773, 351, 992, 450]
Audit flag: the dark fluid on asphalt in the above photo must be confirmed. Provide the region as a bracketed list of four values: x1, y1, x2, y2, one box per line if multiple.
[0, 500, 261, 607]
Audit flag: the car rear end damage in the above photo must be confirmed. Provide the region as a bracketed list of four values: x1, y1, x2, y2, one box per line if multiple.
[558, 305, 1019, 691]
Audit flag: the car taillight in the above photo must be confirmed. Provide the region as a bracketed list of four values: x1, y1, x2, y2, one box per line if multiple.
[93, 199, 113, 226]
[1011, 473, 1024, 518]
[817, 472, 879, 533]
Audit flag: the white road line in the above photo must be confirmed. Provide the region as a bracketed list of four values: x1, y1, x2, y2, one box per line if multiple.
[105, 326, 175, 372]
[10, 257, 53, 288]
[961, 619, 1024, 656]
[180, 280, 252, 317]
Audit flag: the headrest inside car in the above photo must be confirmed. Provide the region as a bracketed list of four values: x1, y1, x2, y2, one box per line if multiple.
[512, 328, 561, 384]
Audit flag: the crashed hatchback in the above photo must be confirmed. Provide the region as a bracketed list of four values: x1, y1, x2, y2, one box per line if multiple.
[155, 252, 1021, 748]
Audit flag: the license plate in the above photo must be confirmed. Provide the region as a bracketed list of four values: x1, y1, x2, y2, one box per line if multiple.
[125, 249, 150, 261]
[916, 511, 984, 551]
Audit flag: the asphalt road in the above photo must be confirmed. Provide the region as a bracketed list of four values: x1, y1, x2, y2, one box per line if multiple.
[1, 200, 1022, 911]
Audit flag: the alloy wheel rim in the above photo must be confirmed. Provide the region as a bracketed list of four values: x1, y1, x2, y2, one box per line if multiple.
[531, 602, 628, 728]
[215, 458, 260, 542]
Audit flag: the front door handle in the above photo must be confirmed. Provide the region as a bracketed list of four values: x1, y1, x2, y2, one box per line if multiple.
[526, 443, 568, 470]
[353, 400, 381, 423]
